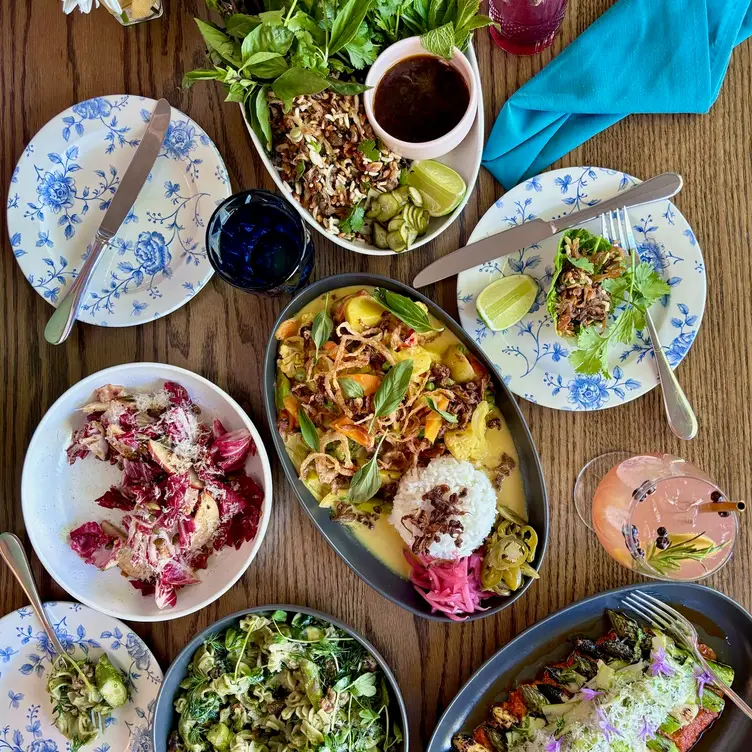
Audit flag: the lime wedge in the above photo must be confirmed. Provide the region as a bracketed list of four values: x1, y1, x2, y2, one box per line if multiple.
[406, 160, 466, 217]
[476, 275, 538, 331]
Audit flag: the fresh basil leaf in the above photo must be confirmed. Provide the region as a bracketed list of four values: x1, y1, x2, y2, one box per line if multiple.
[254, 87, 273, 152]
[182, 68, 225, 88]
[225, 13, 262, 38]
[241, 22, 294, 61]
[326, 77, 370, 96]
[242, 51, 289, 79]
[259, 9, 285, 25]
[298, 407, 320, 452]
[358, 139, 380, 161]
[339, 378, 366, 399]
[226, 81, 251, 103]
[372, 359, 413, 427]
[349, 435, 386, 502]
[421, 22, 455, 59]
[339, 202, 366, 234]
[311, 293, 333, 361]
[272, 67, 329, 107]
[195, 19, 242, 67]
[373, 288, 444, 333]
[425, 396, 458, 423]
[329, 0, 375, 55]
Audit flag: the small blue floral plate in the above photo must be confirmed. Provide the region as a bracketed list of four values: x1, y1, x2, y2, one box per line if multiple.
[0, 600, 162, 752]
[457, 167, 706, 411]
[6, 95, 230, 327]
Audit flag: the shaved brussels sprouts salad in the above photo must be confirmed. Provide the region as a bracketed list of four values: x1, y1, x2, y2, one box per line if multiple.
[169, 610, 403, 752]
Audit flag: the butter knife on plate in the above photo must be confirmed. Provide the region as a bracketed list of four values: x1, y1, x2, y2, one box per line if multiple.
[44, 98, 172, 345]
[412, 172, 683, 288]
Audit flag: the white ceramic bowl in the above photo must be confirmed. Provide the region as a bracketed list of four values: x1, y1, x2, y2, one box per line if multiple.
[240, 46, 483, 256]
[363, 37, 478, 161]
[21, 362, 273, 622]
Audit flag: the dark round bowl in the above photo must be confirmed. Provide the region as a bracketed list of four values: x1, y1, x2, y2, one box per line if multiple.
[262, 273, 548, 622]
[151, 604, 409, 752]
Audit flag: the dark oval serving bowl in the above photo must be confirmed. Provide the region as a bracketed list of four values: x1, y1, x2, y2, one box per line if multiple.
[263, 273, 548, 621]
[152, 604, 409, 751]
[427, 582, 752, 752]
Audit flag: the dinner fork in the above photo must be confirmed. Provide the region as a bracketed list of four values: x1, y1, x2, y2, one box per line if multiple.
[601, 208, 698, 440]
[623, 590, 752, 721]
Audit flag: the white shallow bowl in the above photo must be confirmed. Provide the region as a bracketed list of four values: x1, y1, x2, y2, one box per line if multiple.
[363, 37, 478, 161]
[241, 45, 483, 256]
[21, 362, 273, 622]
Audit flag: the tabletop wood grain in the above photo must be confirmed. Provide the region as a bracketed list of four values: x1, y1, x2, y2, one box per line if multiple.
[2, 0, 751, 748]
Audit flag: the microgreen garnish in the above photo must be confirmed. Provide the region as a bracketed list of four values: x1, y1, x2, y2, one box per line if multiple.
[370, 359, 413, 431]
[298, 407, 320, 452]
[349, 434, 386, 502]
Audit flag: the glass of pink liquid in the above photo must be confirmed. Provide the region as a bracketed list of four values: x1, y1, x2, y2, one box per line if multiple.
[489, 0, 570, 55]
[574, 452, 738, 581]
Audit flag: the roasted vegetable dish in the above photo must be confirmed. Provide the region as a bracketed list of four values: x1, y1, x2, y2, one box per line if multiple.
[453, 609, 733, 752]
[169, 610, 402, 752]
[274, 286, 539, 618]
[47, 653, 128, 750]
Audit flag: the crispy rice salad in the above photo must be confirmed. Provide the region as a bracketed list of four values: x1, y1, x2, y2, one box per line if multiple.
[66, 382, 264, 609]
[270, 91, 404, 242]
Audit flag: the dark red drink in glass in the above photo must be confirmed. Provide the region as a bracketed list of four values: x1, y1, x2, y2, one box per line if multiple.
[489, 0, 569, 55]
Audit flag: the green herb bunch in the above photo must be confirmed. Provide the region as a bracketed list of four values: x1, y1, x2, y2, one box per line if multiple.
[185, 0, 493, 151]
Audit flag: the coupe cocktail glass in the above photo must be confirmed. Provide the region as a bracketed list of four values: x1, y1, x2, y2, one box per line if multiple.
[574, 452, 737, 581]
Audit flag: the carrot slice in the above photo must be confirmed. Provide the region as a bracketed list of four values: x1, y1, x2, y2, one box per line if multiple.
[283, 395, 299, 429]
[331, 416, 371, 447]
[344, 373, 382, 396]
[275, 318, 300, 340]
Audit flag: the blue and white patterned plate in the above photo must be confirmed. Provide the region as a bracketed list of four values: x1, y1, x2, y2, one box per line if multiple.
[0, 601, 161, 752]
[457, 167, 706, 411]
[6, 95, 230, 327]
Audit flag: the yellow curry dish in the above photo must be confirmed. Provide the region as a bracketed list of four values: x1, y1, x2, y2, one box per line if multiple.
[274, 286, 540, 620]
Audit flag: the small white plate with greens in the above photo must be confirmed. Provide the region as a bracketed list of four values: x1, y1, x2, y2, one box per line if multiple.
[457, 168, 707, 411]
[0, 601, 162, 752]
[184, 0, 488, 255]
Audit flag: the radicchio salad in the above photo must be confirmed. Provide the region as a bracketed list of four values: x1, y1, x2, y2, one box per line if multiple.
[66, 381, 264, 610]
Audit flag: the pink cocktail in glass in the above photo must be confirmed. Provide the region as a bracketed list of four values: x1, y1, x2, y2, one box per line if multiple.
[575, 452, 737, 581]
[489, 0, 569, 55]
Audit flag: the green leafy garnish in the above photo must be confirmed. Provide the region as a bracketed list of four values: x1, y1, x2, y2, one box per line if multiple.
[358, 138, 381, 161]
[339, 202, 366, 234]
[370, 359, 413, 430]
[340, 378, 366, 399]
[644, 533, 729, 576]
[311, 293, 333, 362]
[373, 287, 443, 333]
[349, 434, 386, 502]
[425, 396, 458, 423]
[298, 407, 320, 452]
[549, 229, 671, 378]
[416, 0, 495, 59]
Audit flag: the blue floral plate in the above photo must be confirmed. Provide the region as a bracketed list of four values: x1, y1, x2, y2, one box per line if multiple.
[0, 601, 162, 752]
[6, 95, 230, 326]
[457, 167, 706, 411]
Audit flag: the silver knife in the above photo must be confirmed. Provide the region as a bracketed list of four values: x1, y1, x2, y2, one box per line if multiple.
[413, 172, 683, 288]
[44, 98, 172, 344]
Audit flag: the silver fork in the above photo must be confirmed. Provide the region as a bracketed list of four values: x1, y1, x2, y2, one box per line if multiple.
[601, 208, 698, 440]
[623, 590, 752, 721]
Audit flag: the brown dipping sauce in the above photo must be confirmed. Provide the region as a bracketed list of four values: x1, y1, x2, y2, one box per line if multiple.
[373, 54, 470, 143]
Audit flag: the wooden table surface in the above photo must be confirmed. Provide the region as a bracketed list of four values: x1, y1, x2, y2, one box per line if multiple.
[2, 0, 751, 748]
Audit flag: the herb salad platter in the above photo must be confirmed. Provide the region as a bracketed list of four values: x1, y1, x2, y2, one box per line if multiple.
[185, 0, 488, 255]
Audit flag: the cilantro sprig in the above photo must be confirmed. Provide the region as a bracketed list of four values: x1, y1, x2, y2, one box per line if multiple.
[568, 249, 671, 377]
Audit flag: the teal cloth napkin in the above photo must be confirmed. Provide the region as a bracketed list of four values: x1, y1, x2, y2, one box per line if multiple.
[482, 0, 752, 189]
